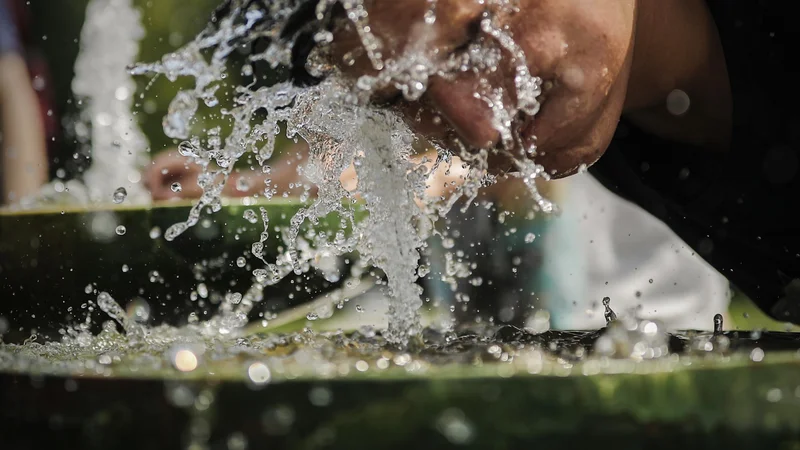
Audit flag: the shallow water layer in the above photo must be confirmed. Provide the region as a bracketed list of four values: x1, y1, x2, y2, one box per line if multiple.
[2, 326, 798, 382]
[4, 324, 800, 449]
[4, 342, 800, 450]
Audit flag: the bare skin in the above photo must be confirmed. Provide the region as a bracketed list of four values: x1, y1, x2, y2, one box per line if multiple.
[331, 0, 732, 176]
[146, 140, 562, 213]
[146, 149, 312, 201]
[146, 0, 730, 199]
[626, 0, 731, 150]
[0, 53, 48, 204]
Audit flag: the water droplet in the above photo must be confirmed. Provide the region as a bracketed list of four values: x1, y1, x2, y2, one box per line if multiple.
[115, 225, 127, 236]
[261, 405, 296, 435]
[236, 177, 250, 192]
[603, 297, 617, 324]
[767, 388, 783, 403]
[713, 313, 723, 334]
[750, 347, 765, 362]
[243, 209, 258, 224]
[247, 362, 271, 386]
[436, 408, 475, 445]
[112, 187, 127, 204]
[114, 86, 130, 101]
[149, 226, 161, 239]
[170, 347, 199, 372]
[417, 264, 431, 277]
[641, 320, 659, 335]
[96, 292, 129, 327]
[127, 298, 151, 323]
[666, 89, 691, 116]
[227, 432, 248, 450]
[84, 284, 94, 294]
[313, 30, 334, 44]
[177, 140, 199, 157]
[164, 222, 188, 241]
[171, 182, 182, 193]
[308, 386, 332, 406]
[423, 9, 437, 25]
[163, 90, 198, 139]
[236, 257, 246, 268]
[524, 233, 536, 243]
[165, 383, 196, 408]
[528, 310, 550, 334]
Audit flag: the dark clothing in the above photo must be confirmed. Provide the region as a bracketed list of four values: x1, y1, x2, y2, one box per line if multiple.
[591, 0, 800, 322]
[0, 0, 59, 167]
[0, 0, 20, 55]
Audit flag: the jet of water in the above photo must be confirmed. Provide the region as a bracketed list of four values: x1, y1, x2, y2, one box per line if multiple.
[72, 0, 150, 204]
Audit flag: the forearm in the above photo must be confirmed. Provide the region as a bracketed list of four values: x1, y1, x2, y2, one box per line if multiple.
[0, 53, 48, 203]
[624, 0, 732, 149]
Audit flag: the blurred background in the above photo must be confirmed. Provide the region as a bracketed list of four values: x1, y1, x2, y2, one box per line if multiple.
[27, 0, 220, 162]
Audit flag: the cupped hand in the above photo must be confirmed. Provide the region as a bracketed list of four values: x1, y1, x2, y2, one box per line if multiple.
[328, 0, 636, 176]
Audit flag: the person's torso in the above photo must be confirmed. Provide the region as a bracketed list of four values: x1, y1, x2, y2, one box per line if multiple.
[590, 0, 800, 322]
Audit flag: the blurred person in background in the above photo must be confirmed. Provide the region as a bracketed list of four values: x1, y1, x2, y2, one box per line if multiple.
[0, 0, 55, 205]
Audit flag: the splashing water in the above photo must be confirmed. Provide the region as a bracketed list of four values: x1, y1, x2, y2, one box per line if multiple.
[603, 297, 617, 324]
[125, 0, 558, 345]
